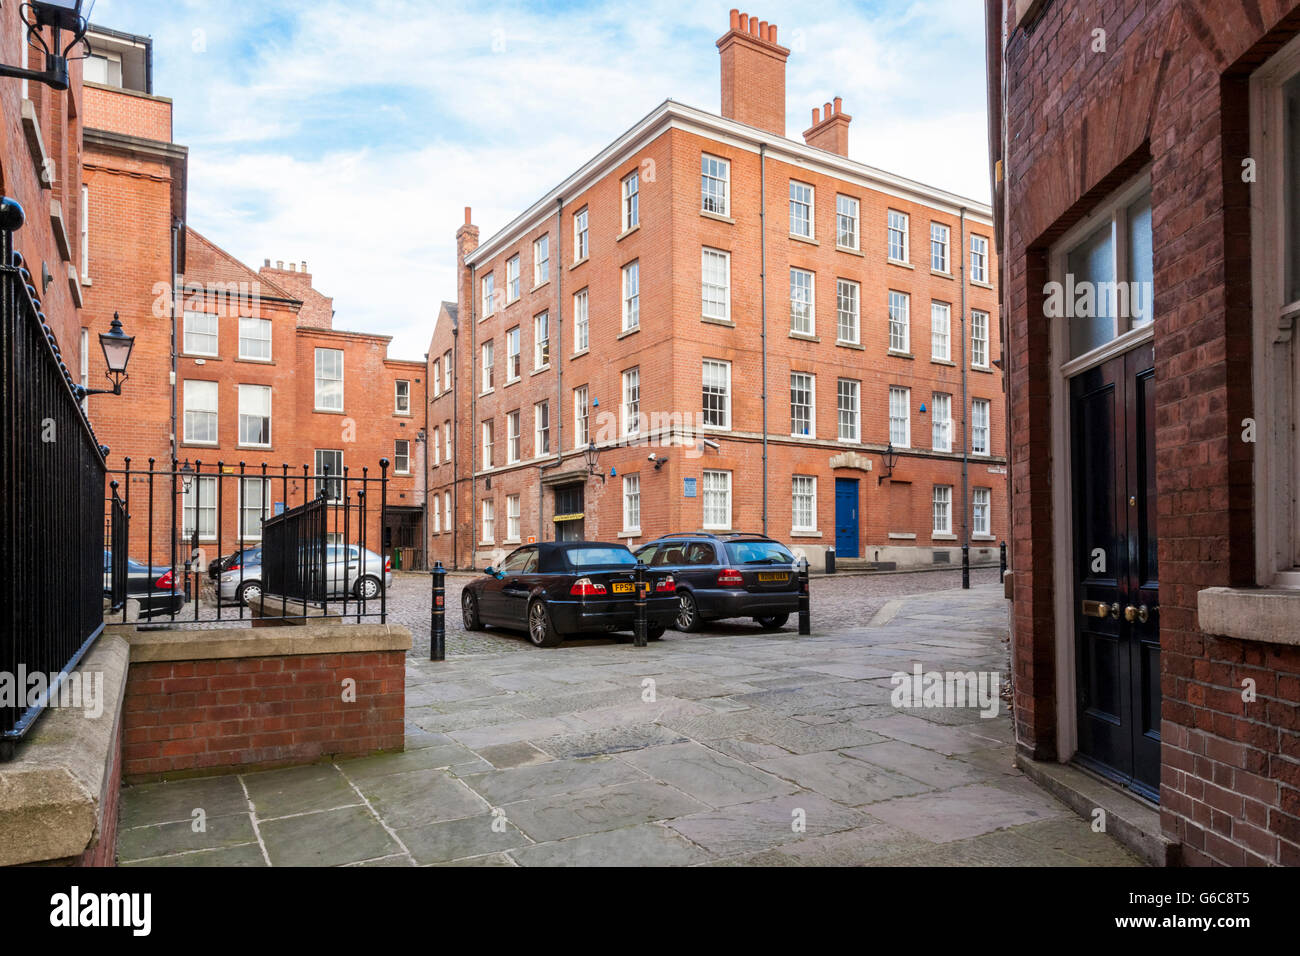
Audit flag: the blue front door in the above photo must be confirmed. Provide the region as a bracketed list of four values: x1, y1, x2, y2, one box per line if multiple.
[835, 478, 859, 558]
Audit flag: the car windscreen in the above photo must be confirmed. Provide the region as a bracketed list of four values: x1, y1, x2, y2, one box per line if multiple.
[727, 540, 795, 565]
[564, 547, 637, 569]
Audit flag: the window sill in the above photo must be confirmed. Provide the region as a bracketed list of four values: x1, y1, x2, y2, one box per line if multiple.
[702, 527, 732, 533]
[181, 441, 219, 449]
[572, 348, 589, 359]
[234, 357, 274, 365]
[479, 389, 495, 397]
[971, 279, 993, 290]
[836, 244, 864, 257]
[182, 353, 220, 361]
[82, 276, 93, 288]
[972, 365, 994, 374]
[931, 358, 955, 367]
[701, 210, 734, 225]
[836, 340, 864, 351]
[971, 534, 996, 542]
[236, 444, 273, 451]
[887, 259, 914, 270]
[394, 411, 412, 418]
[931, 533, 957, 541]
[789, 331, 819, 343]
[1197, 587, 1300, 646]
[790, 530, 822, 538]
[618, 326, 641, 339]
[888, 350, 914, 360]
[530, 365, 550, 377]
[570, 256, 589, 270]
[888, 532, 917, 540]
[503, 377, 520, 388]
[314, 408, 346, 415]
[21, 100, 51, 191]
[618, 530, 641, 539]
[931, 270, 954, 281]
[503, 538, 521, 546]
[530, 280, 550, 294]
[617, 225, 640, 242]
[703, 316, 735, 328]
[789, 233, 818, 246]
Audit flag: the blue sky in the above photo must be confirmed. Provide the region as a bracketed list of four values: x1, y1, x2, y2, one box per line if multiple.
[85, 0, 991, 360]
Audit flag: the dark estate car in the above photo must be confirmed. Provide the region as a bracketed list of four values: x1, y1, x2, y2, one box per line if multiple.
[462, 541, 678, 647]
[634, 532, 800, 632]
[102, 550, 186, 618]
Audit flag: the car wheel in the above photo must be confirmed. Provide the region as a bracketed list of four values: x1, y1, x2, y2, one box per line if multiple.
[755, 613, 790, 631]
[354, 575, 382, 601]
[237, 581, 262, 606]
[527, 599, 563, 647]
[462, 591, 483, 631]
[647, 622, 667, 641]
[675, 592, 702, 632]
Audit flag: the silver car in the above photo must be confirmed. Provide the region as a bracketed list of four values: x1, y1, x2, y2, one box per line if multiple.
[219, 545, 393, 606]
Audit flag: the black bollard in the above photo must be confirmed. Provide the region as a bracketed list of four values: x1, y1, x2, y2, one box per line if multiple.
[999, 541, 1007, 582]
[962, 543, 970, 589]
[633, 562, 648, 647]
[430, 561, 446, 661]
[797, 557, 811, 635]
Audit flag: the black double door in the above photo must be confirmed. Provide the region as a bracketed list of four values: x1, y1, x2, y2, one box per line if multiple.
[1070, 343, 1161, 801]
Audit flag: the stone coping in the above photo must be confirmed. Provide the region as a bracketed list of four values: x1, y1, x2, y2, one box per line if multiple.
[1197, 587, 1300, 646]
[0, 634, 129, 867]
[106, 623, 413, 663]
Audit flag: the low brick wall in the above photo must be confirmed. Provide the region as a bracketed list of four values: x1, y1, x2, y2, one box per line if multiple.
[111, 624, 410, 783]
[73, 717, 122, 867]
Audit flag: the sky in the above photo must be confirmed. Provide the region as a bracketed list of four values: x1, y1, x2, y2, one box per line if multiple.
[85, 0, 992, 361]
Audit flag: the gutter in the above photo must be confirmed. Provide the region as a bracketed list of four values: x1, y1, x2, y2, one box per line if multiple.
[959, 206, 969, 547]
[539, 197, 566, 538]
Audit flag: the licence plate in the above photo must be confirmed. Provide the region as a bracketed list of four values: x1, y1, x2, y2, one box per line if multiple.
[611, 582, 634, 593]
[758, 572, 788, 582]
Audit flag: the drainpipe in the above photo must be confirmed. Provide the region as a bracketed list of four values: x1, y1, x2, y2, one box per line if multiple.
[540, 196, 565, 539]
[759, 143, 768, 535]
[170, 218, 181, 576]
[959, 207, 969, 549]
[450, 310, 460, 567]
[468, 263, 477, 570]
[422, 349, 429, 569]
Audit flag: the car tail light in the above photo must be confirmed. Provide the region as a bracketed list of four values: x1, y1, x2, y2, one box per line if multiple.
[655, 574, 675, 592]
[570, 577, 606, 596]
[155, 569, 174, 590]
[717, 568, 745, 587]
[385, 556, 392, 572]
[229, 564, 241, 572]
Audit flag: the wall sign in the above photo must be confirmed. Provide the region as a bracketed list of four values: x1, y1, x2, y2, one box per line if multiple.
[683, 477, 697, 498]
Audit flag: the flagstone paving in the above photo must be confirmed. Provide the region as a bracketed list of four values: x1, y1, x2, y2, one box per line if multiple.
[117, 581, 1145, 867]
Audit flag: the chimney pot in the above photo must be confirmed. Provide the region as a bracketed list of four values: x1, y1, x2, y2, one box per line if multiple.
[463, 206, 472, 225]
[301, 260, 308, 271]
[276, 260, 284, 269]
[289, 263, 296, 272]
[833, 96, 842, 114]
[730, 8, 739, 29]
[824, 101, 833, 117]
[750, 18, 759, 36]
[758, 20, 768, 39]
[812, 107, 820, 124]
[738, 12, 748, 31]
[768, 24, 778, 43]
[263, 258, 270, 267]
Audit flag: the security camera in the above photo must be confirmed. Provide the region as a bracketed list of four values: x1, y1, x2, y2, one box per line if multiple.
[647, 453, 658, 462]
[648, 453, 668, 470]
[698, 438, 720, 451]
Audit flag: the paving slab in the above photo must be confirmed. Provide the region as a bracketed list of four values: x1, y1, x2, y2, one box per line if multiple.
[460, 754, 644, 806]
[242, 763, 358, 819]
[754, 751, 932, 806]
[867, 782, 1068, 843]
[352, 768, 488, 828]
[667, 792, 869, 858]
[618, 741, 797, 808]
[117, 812, 258, 862]
[502, 780, 709, 843]
[259, 805, 402, 866]
[510, 823, 712, 867]
[119, 775, 249, 829]
[397, 812, 532, 864]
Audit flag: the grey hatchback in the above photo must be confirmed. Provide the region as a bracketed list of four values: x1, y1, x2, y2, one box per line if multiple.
[634, 533, 800, 632]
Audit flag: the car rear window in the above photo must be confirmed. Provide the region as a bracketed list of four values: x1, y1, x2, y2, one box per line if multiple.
[565, 547, 637, 568]
[727, 540, 795, 564]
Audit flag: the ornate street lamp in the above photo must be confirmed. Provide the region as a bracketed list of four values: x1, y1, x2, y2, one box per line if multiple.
[76, 313, 135, 397]
[877, 441, 900, 485]
[0, 2, 92, 92]
[583, 442, 605, 483]
[178, 460, 196, 495]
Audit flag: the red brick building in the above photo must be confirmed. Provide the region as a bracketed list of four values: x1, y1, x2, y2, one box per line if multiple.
[429, 9, 1006, 572]
[990, 0, 1300, 865]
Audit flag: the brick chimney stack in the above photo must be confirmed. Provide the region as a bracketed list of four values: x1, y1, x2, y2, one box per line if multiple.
[717, 9, 790, 136]
[803, 96, 852, 157]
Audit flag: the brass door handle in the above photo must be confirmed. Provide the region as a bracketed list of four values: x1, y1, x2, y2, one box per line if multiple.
[1082, 600, 1119, 619]
[1124, 604, 1153, 624]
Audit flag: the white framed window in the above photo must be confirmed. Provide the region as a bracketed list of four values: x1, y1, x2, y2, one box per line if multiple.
[791, 372, 815, 438]
[507, 411, 520, 463]
[971, 234, 989, 283]
[574, 385, 590, 448]
[443, 421, 452, 463]
[432, 495, 441, 534]
[790, 267, 815, 335]
[702, 248, 730, 321]
[506, 327, 520, 381]
[972, 399, 991, 455]
[702, 359, 731, 429]
[183, 311, 218, 357]
[573, 289, 589, 352]
[507, 494, 521, 541]
[931, 392, 952, 452]
[931, 222, 950, 273]
[183, 380, 218, 444]
[481, 273, 496, 317]
[836, 195, 859, 250]
[971, 310, 990, 368]
[394, 439, 411, 475]
[789, 181, 814, 238]
[315, 347, 343, 410]
[836, 278, 860, 344]
[887, 209, 909, 263]
[506, 254, 520, 302]
[80, 184, 90, 280]
[238, 384, 271, 447]
[482, 419, 494, 469]
[182, 476, 217, 541]
[238, 479, 270, 539]
[533, 234, 549, 286]
[837, 378, 860, 442]
[702, 154, 730, 215]
[482, 499, 496, 543]
[973, 487, 991, 537]
[623, 474, 641, 532]
[534, 312, 550, 369]
[444, 491, 452, 531]
[889, 386, 911, 447]
[888, 291, 910, 353]
[534, 400, 551, 456]
[792, 475, 817, 533]
[702, 469, 732, 529]
[238, 317, 271, 361]
[622, 171, 640, 231]
[931, 301, 951, 361]
[482, 340, 495, 390]
[314, 449, 344, 500]
[622, 261, 640, 331]
[574, 206, 589, 260]
[79, 327, 88, 414]
[622, 367, 641, 436]
[932, 486, 953, 535]
[431, 360, 441, 397]
[443, 351, 452, 391]
[433, 428, 441, 464]
[395, 379, 411, 415]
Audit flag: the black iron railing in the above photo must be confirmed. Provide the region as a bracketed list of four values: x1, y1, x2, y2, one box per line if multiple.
[106, 481, 128, 612]
[1, 202, 108, 758]
[104, 458, 391, 625]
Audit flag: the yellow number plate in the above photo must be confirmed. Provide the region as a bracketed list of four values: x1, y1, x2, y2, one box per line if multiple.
[611, 582, 634, 593]
[758, 572, 787, 582]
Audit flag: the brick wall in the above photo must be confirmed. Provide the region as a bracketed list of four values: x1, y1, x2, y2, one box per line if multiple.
[73, 718, 123, 867]
[121, 650, 405, 781]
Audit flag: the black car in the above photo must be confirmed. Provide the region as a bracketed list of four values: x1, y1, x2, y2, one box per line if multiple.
[461, 541, 678, 647]
[634, 533, 800, 632]
[209, 546, 262, 581]
[103, 550, 187, 618]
